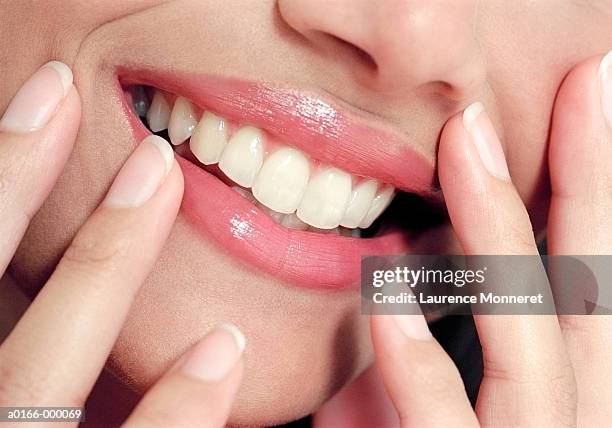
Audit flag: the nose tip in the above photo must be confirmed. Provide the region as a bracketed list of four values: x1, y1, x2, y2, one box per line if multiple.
[278, 0, 486, 100]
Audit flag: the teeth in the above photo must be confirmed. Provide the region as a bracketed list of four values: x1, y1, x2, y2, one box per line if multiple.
[140, 87, 399, 235]
[190, 111, 228, 165]
[218, 126, 264, 187]
[252, 148, 310, 214]
[168, 97, 198, 146]
[296, 167, 351, 229]
[358, 185, 396, 229]
[340, 179, 378, 228]
[146, 91, 171, 132]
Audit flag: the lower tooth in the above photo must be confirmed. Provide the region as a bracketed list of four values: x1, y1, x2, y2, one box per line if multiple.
[339, 227, 354, 237]
[280, 213, 309, 231]
[257, 203, 285, 223]
[309, 227, 341, 235]
[232, 186, 256, 203]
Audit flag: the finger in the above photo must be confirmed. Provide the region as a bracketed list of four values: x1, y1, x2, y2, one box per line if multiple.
[548, 52, 612, 254]
[438, 105, 576, 426]
[0, 135, 183, 406]
[438, 102, 538, 255]
[0, 61, 80, 274]
[124, 324, 245, 428]
[370, 315, 478, 427]
[548, 52, 612, 425]
[313, 365, 399, 428]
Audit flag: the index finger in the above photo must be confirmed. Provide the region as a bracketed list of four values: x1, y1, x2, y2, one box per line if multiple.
[0, 135, 183, 407]
[438, 104, 576, 426]
[0, 61, 80, 274]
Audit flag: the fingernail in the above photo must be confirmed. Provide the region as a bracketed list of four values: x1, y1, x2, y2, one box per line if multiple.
[391, 314, 433, 341]
[104, 135, 174, 208]
[599, 50, 612, 128]
[181, 323, 246, 382]
[0, 61, 73, 133]
[463, 102, 511, 181]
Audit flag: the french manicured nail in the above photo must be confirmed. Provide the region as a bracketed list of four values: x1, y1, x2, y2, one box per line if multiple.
[599, 50, 612, 128]
[104, 135, 174, 208]
[463, 102, 511, 181]
[392, 314, 433, 341]
[181, 323, 246, 382]
[0, 61, 73, 133]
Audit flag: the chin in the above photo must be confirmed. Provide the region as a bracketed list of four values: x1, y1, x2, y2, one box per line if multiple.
[104, 219, 375, 426]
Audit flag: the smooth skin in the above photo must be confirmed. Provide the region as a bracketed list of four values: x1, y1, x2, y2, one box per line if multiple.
[0, 64, 244, 427]
[0, 53, 609, 428]
[2, 1, 611, 424]
[315, 54, 611, 427]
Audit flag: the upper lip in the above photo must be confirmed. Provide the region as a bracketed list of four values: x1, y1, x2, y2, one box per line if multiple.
[119, 68, 437, 195]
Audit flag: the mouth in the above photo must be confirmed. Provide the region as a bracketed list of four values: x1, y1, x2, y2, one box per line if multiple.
[118, 71, 444, 290]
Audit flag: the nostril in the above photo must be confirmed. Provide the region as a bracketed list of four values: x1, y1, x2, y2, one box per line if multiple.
[325, 33, 378, 73]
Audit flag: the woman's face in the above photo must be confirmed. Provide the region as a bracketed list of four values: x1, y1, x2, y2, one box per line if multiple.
[2, 0, 611, 425]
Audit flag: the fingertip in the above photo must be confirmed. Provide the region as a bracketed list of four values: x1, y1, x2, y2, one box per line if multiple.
[162, 155, 185, 204]
[180, 324, 246, 383]
[549, 53, 611, 196]
[438, 110, 490, 199]
[552, 54, 602, 131]
[438, 111, 471, 179]
[0, 61, 77, 133]
[43, 61, 74, 97]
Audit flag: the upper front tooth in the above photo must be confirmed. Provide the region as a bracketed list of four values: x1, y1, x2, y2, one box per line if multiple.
[168, 97, 198, 146]
[296, 167, 351, 229]
[358, 185, 396, 229]
[218, 126, 264, 187]
[146, 91, 171, 132]
[252, 147, 310, 214]
[190, 111, 228, 165]
[340, 179, 378, 228]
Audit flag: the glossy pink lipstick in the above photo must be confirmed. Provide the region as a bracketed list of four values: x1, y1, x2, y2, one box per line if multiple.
[119, 70, 437, 289]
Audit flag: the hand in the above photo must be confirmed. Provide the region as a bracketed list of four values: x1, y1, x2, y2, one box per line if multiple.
[0, 61, 244, 427]
[316, 52, 612, 427]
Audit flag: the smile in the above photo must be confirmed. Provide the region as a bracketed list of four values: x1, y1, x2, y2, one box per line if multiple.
[119, 70, 442, 289]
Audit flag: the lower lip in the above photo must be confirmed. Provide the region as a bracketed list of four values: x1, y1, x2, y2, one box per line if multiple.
[122, 91, 411, 290]
[178, 157, 410, 289]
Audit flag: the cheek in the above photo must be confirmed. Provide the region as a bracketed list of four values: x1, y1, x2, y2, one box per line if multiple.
[483, 59, 564, 234]
[477, 1, 612, 233]
[504, 105, 552, 233]
[12, 148, 109, 295]
[11, 70, 133, 294]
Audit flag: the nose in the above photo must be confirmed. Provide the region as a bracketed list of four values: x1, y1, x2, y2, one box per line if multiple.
[278, 0, 486, 100]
